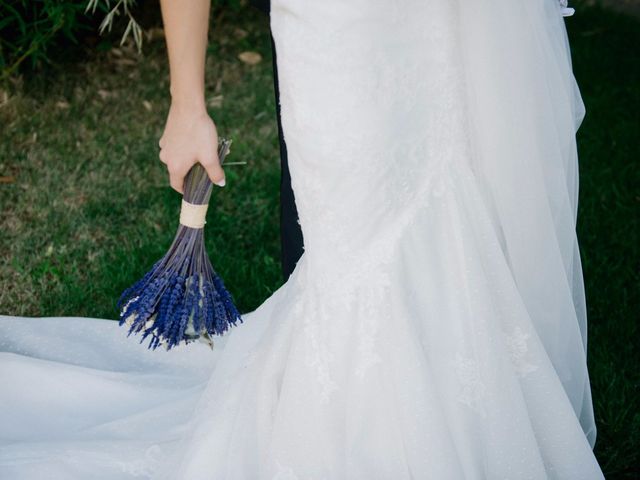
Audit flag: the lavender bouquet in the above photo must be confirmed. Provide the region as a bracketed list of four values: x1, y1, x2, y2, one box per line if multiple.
[117, 137, 243, 351]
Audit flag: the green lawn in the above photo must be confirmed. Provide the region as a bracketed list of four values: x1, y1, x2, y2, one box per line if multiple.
[0, 7, 283, 317]
[0, 4, 637, 478]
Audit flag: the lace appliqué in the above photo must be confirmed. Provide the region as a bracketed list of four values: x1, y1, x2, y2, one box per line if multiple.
[62, 444, 164, 478]
[302, 299, 339, 405]
[273, 460, 300, 480]
[453, 353, 487, 418]
[272, 458, 330, 480]
[354, 284, 385, 380]
[354, 325, 382, 380]
[115, 445, 164, 477]
[559, 0, 575, 16]
[502, 326, 539, 378]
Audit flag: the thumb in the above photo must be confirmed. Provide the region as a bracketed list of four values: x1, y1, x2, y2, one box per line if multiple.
[201, 151, 225, 187]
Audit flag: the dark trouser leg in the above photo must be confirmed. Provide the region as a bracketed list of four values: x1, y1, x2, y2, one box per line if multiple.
[271, 33, 304, 281]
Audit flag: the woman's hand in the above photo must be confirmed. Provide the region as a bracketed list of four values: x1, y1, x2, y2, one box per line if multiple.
[158, 103, 225, 194]
[158, 0, 220, 194]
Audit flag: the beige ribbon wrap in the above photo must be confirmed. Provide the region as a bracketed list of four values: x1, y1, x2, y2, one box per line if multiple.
[179, 199, 209, 229]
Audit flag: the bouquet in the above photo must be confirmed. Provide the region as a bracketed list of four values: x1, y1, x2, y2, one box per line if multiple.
[117, 137, 243, 351]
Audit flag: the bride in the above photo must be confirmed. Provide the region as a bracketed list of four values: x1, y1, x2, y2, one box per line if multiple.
[0, 0, 605, 478]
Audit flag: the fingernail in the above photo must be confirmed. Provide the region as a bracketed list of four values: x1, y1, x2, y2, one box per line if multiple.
[214, 177, 226, 187]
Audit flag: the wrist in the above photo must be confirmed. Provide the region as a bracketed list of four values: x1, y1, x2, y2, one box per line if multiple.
[169, 86, 207, 114]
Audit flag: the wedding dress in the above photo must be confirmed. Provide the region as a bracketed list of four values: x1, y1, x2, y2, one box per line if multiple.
[0, 0, 605, 478]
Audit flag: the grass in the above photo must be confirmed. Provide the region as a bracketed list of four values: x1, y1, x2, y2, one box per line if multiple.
[0, 3, 638, 478]
[0, 7, 283, 317]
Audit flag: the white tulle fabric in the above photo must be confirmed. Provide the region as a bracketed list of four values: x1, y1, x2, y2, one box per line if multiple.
[0, 0, 604, 478]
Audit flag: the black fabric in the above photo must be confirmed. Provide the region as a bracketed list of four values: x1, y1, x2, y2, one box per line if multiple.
[269, 32, 304, 281]
[248, 1, 303, 280]
[249, 0, 269, 14]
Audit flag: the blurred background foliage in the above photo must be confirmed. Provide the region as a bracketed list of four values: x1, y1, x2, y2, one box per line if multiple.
[0, 0, 242, 79]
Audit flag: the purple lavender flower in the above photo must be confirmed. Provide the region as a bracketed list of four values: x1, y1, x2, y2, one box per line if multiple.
[117, 137, 243, 350]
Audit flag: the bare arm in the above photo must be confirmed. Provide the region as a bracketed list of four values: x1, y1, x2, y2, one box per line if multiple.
[158, 0, 225, 193]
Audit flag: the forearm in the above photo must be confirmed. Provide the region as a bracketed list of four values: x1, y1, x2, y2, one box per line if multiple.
[159, 0, 211, 112]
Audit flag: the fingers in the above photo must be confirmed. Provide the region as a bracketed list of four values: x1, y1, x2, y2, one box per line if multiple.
[159, 149, 186, 194]
[158, 146, 168, 166]
[200, 150, 226, 187]
[168, 163, 186, 195]
[157, 113, 225, 194]
[169, 174, 184, 194]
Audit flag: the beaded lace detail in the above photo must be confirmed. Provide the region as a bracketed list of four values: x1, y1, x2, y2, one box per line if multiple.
[453, 353, 488, 418]
[503, 326, 539, 378]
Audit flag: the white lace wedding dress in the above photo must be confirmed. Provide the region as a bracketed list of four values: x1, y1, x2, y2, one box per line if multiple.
[0, 0, 605, 478]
